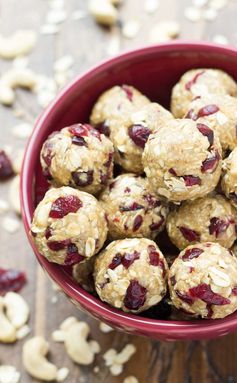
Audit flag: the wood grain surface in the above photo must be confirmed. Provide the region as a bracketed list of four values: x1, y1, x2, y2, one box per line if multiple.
[1, 1, 237, 382]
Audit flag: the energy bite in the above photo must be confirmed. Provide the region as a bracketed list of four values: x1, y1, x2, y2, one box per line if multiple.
[185, 94, 237, 152]
[169, 242, 237, 319]
[100, 174, 168, 240]
[167, 195, 237, 250]
[94, 238, 168, 313]
[31, 187, 108, 265]
[222, 148, 237, 209]
[142, 119, 222, 202]
[40, 123, 114, 195]
[171, 68, 237, 118]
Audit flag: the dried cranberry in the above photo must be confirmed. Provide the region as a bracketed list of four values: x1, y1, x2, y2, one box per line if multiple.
[232, 287, 237, 296]
[121, 85, 133, 101]
[197, 104, 219, 118]
[72, 170, 94, 187]
[179, 226, 200, 242]
[104, 152, 113, 168]
[122, 251, 140, 269]
[143, 194, 161, 208]
[201, 152, 220, 173]
[182, 247, 203, 261]
[185, 109, 198, 120]
[109, 181, 116, 190]
[149, 217, 164, 231]
[72, 136, 87, 146]
[185, 70, 205, 91]
[197, 123, 214, 146]
[189, 283, 230, 305]
[95, 122, 110, 137]
[175, 290, 194, 305]
[183, 175, 201, 187]
[124, 280, 147, 310]
[206, 305, 213, 318]
[45, 227, 52, 239]
[47, 239, 71, 251]
[65, 244, 85, 265]
[133, 215, 143, 231]
[209, 217, 229, 237]
[109, 253, 122, 270]
[49, 195, 82, 218]
[229, 192, 237, 205]
[0, 268, 27, 295]
[169, 168, 177, 176]
[120, 202, 144, 212]
[68, 124, 89, 137]
[42, 142, 53, 167]
[124, 187, 131, 193]
[128, 125, 151, 148]
[148, 245, 160, 265]
[0, 150, 14, 180]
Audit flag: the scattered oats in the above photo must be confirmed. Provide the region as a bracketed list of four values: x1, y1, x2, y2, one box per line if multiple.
[89, 340, 101, 354]
[52, 329, 65, 342]
[203, 7, 218, 20]
[12, 149, 24, 174]
[2, 216, 20, 234]
[106, 34, 120, 56]
[52, 282, 61, 291]
[212, 34, 229, 44]
[0, 365, 20, 383]
[46, 9, 67, 24]
[110, 364, 123, 376]
[54, 72, 68, 87]
[51, 295, 58, 304]
[99, 322, 113, 333]
[37, 88, 56, 107]
[103, 344, 136, 376]
[71, 9, 87, 20]
[56, 367, 69, 382]
[3, 145, 13, 156]
[9, 176, 21, 215]
[49, 0, 65, 9]
[144, 0, 159, 14]
[54, 55, 74, 72]
[209, 0, 227, 10]
[124, 377, 139, 383]
[13, 108, 25, 118]
[0, 200, 9, 214]
[122, 20, 140, 39]
[192, 0, 208, 7]
[93, 366, 99, 374]
[12, 123, 32, 139]
[16, 324, 31, 339]
[13, 56, 29, 69]
[149, 21, 180, 43]
[40, 24, 60, 35]
[184, 7, 202, 22]
[89, 0, 118, 27]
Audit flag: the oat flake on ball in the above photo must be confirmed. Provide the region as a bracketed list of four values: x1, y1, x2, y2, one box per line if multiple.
[94, 238, 168, 313]
[31, 187, 108, 265]
[142, 118, 222, 202]
[169, 242, 237, 319]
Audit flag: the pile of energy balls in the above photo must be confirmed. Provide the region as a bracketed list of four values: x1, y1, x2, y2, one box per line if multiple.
[31, 69, 237, 320]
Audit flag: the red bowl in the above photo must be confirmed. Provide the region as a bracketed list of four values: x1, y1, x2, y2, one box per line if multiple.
[21, 41, 237, 341]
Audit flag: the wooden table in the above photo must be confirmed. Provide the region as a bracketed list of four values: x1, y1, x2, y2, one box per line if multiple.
[1, 1, 237, 382]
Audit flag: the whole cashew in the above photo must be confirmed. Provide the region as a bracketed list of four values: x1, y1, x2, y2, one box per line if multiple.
[0, 297, 16, 343]
[0, 68, 37, 105]
[65, 321, 95, 365]
[0, 30, 37, 59]
[23, 336, 58, 381]
[4, 292, 29, 329]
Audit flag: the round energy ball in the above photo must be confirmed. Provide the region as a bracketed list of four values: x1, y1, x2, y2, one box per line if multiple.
[100, 174, 168, 240]
[167, 195, 237, 250]
[169, 242, 237, 319]
[94, 238, 168, 313]
[142, 119, 222, 202]
[31, 187, 108, 265]
[171, 68, 237, 118]
[40, 123, 114, 195]
[185, 94, 237, 152]
[221, 148, 237, 209]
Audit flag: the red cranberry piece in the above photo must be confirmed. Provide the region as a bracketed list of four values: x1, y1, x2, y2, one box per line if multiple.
[122, 251, 140, 269]
[185, 109, 198, 120]
[45, 227, 52, 239]
[0, 150, 14, 180]
[128, 125, 151, 149]
[124, 187, 131, 193]
[109, 181, 116, 190]
[47, 239, 71, 251]
[185, 70, 205, 91]
[143, 194, 161, 208]
[104, 152, 113, 168]
[68, 124, 89, 137]
[209, 217, 229, 237]
[175, 290, 194, 305]
[206, 305, 213, 318]
[95, 122, 110, 137]
[189, 283, 231, 305]
[148, 245, 166, 276]
[65, 244, 85, 265]
[42, 141, 53, 167]
[124, 280, 147, 310]
[0, 268, 27, 295]
[182, 247, 203, 261]
[109, 253, 122, 269]
[197, 123, 214, 146]
[72, 170, 94, 187]
[183, 175, 201, 187]
[120, 202, 144, 212]
[169, 168, 177, 176]
[229, 192, 237, 205]
[197, 104, 219, 118]
[121, 85, 133, 101]
[179, 226, 200, 242]
[72, 135, 87, 146]
[201, 152, 220, 173]
[133, 215, 143, 231]
[149, 217, 164, 231]
[49, 195, 82, 219]
[232, 287, 237, 295]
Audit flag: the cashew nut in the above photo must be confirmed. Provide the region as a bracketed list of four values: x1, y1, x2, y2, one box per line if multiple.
[0, 68, 37, 105]
[23, 336, 58, 381]
[89, 0, 118, 26]
[0, 297, 16, 343]
[0, 30, 36, 59]
[0, 365, 20, 383]
[4, 292, 29, 329]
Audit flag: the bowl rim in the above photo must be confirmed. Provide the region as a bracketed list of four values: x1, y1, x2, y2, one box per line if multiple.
[21, 40, 237, 339]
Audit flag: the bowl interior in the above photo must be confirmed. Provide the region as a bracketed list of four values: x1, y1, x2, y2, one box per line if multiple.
[21, 42, 237, 340]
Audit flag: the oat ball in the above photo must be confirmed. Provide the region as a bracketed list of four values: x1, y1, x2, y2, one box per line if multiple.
[94, 238, 168, 313]
[185, 94, 237, 152]
[221, 148, 237, 209]
[142, 119, 222, 202]
[171, 69, 237, 118]
[40, 123, 114, 195]
[100, 174, 168, 240]
[31, 187, 108, 265]
[167, 195, 237, 250]
[169, 242, 237, 319]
